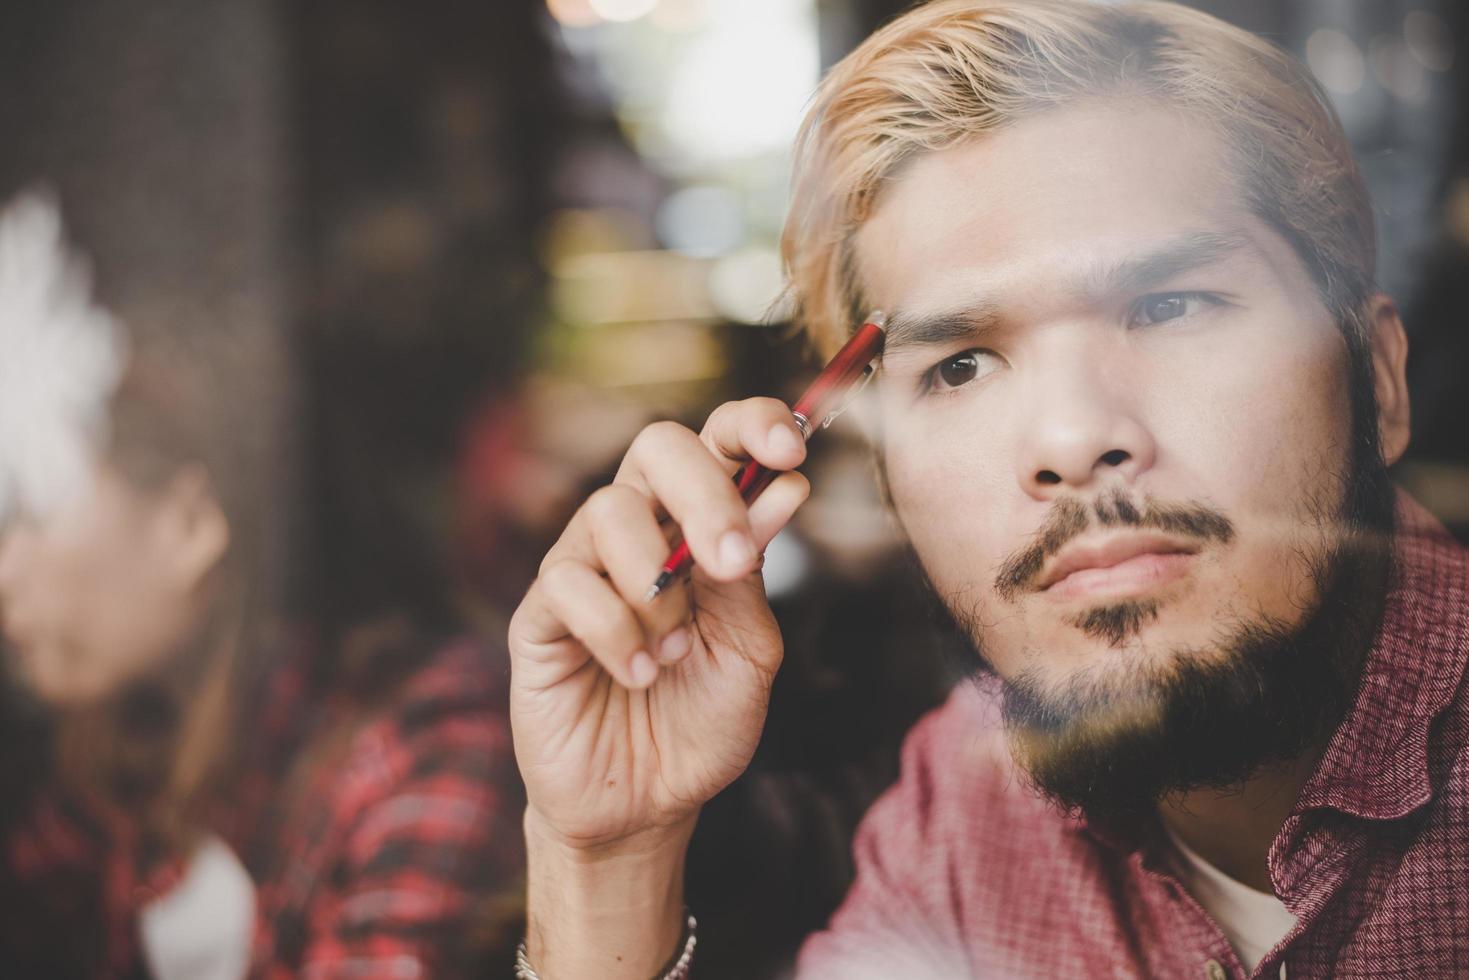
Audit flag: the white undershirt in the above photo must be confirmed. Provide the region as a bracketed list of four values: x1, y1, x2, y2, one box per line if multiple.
[138, 834, 256, 980]
[1165, 827, 1296, 977]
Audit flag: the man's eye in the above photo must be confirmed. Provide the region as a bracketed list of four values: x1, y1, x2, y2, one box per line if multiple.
[1132, 291, 1216, 326]
[928, 350, 997, 392]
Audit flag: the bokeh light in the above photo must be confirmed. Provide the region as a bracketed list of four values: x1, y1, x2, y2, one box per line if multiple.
[656, 185, 745, 257]
[1370, 34, 1428, 104]
[546, 0, 601, 29]
[708, 246, 786, 325]
[1307, 28, 1367, 95]
[1405, 10, 1454, 72]
[589, 0, 660, 24]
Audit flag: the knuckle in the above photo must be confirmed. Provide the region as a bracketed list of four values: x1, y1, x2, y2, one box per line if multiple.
[537, 548, 563, 578]
[703, 400, 741, 433]
[584, 608, 640, 655]
[583, 483, 636, 524]
[506, 596, 535, 645]
[632, 419, 694, 457]
[537, 557, 585, 596]
[745, 395, 790, 419]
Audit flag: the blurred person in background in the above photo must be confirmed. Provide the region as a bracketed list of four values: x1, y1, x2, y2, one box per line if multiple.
[0, 191, 523, 979]
[507, 2, 1469, 978]
[0, 0, 554, 975]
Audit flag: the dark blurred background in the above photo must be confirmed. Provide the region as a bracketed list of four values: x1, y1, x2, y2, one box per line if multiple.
[0, 1, 1464, 976]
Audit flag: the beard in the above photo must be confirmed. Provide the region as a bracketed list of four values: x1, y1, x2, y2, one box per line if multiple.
[915, 335, 1397, 828]
[998, 517, 1390, 828]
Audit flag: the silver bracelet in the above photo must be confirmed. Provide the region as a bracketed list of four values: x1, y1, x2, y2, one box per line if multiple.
[514, 911, 698, 980]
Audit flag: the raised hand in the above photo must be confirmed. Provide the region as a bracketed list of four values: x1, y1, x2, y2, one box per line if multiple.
[509, 395, 809, 854]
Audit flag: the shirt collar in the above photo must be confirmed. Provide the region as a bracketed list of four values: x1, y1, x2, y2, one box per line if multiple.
[1292, 490, 1469, 821]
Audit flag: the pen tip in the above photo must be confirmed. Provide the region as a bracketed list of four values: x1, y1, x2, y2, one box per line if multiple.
[645, 570, 674, 602]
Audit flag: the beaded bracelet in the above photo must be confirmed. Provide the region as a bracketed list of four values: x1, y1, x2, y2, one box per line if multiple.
[514, 911, 698, 980]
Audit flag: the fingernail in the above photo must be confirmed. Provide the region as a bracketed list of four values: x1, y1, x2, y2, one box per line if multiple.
[657, 626, 692, 665]
[629, 652, 658, 688]
[767, 423, 803, 457]
[719, 530, 758, 572]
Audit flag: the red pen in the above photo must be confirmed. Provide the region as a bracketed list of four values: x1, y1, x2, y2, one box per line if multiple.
[645, 314, 887, 601]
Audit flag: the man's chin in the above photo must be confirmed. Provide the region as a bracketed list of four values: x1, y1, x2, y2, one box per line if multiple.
[1019, 604, 1236, 688]
[998, 581, 1377, 828]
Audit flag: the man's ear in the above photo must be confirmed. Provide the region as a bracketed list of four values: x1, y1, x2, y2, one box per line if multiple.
[1365, 294, 1411, 466]
[155, 464, 231, 590]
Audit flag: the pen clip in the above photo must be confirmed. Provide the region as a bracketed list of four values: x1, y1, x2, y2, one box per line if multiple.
[820, 361, 877, 429]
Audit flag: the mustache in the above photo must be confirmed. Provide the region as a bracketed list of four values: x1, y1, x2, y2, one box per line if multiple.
[994, 488, 1235, 601]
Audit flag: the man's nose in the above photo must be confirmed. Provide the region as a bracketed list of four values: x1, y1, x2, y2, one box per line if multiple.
[1012, 342, 1156, 500]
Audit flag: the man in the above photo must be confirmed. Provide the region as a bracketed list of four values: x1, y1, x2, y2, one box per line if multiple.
[507, 2, 1469, 977]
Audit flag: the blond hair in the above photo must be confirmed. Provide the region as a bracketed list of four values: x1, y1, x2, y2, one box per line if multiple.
[782, 0, 1376, 355]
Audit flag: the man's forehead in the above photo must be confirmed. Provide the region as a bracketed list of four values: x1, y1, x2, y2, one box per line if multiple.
[880, 228, 1265, 355]
[851, 102, 1252, 313]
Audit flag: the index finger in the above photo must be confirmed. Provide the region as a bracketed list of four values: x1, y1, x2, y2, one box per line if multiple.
[699, 396, 808, 474]
[611, 397, 807, 496]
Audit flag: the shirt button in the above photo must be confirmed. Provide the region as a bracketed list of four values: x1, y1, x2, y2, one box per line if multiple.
[1203, 960, 1227, 980]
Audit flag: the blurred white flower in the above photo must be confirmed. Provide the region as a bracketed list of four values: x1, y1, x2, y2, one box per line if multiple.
[0, 192, 127, 525]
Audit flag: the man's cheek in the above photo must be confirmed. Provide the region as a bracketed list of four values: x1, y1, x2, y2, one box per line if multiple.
[892, 445, 1014, 566]
[888, 428, 996, 514]
[886, 447, 948, 535]
[1224, 393, 1350, 535]
[894, 485, 985, 592]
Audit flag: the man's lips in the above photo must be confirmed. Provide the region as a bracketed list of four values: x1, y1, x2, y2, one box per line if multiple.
[1037, 532, 1200, 601]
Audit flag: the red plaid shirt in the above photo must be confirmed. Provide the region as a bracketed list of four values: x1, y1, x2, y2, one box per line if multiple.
[3, 638, 524, 979]
[799, 492, 1469, 979]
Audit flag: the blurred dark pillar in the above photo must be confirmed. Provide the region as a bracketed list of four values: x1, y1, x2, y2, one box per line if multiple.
[0, 0, 296, 635]
[0, 1, 291, 340]
[0, 0, 296, 555]
[286, 0, 558, 635]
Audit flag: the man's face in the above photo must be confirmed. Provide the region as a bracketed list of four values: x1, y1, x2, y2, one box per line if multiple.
[859, 103, 1372, 748]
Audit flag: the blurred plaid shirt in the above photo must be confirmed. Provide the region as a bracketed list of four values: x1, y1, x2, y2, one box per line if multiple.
[3, 638, 523, 979]
[799, 492, 1469, 979]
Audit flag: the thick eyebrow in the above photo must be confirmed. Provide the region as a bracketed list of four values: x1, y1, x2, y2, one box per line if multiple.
[879, 230, 1250, 359]
[1083, 230, 1251, 302]
[881, 303, 1002, 358]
